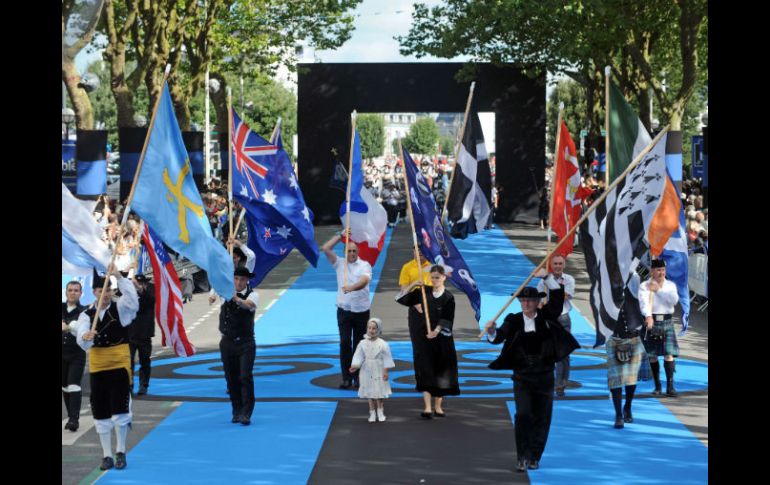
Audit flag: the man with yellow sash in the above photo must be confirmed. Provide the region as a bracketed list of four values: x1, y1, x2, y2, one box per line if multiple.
[76, 271, 139, 471]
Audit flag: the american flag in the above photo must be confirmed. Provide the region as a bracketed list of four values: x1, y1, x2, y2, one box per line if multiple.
[141, 223, 195, 357]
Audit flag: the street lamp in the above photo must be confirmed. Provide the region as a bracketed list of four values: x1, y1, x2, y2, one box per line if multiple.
[62, 107, 75, 141]
[134, 114, 147, 128]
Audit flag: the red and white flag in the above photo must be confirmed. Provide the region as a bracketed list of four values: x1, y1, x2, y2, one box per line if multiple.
[141, 223, 195, 357]
[550, 119, 592, 257]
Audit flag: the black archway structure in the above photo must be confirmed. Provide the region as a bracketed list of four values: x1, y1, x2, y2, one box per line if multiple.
[297, 63, 545, 225]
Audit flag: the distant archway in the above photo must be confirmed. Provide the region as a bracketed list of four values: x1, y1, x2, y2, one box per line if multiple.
[297, 63, 545, 224]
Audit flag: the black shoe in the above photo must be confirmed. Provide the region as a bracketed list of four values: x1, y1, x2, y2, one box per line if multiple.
[240, 416, 251, 426]
[65, 420, 79, 432]
[339, 379, 352, 389]
[433, 411, 446, 418]
[652, 386, 662, 395]
[115, 452, 127, 470]
[528, 460, 539, 470]
[100, 456, 114, 470]
[614, 417, 624, 429]
[137, 385, 148, 395]
[420, 412, 433, 419]
[666, 385, 678, 397]
[232, 415, 241, 424]
[623, 408, 633, 423]
[516, 460, 528, 472]
[555, 388, 565, 397]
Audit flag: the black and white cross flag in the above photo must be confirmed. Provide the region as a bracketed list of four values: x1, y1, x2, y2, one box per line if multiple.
[446, 112, 492, 239]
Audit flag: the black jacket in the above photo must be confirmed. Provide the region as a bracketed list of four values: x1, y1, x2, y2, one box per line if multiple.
[129, 283, 156, 340]
[488, 287, 580, 371]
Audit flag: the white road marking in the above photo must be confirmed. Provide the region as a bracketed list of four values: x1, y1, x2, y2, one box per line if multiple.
[62, 408, 94, 445]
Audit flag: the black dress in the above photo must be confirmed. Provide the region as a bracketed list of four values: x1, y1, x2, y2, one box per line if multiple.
[396, 287, 461, 397]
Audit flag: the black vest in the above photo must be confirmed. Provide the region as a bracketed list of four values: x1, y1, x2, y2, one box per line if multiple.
[219, 288, 256, 341]
[84, 303, 130, 347]
[128, 284, 156, 340]
[62, 302, 86, 354]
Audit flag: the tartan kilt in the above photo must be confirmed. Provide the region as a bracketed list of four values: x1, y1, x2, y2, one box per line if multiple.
[642, 319, 679, 357]
[606, 336, 649, 389]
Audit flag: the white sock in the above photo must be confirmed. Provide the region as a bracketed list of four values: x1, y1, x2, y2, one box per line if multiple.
[98, 432, 112, 458]
[115, 424, 129, 453]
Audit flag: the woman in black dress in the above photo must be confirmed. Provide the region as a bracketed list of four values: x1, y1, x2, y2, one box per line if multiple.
[396, 265, 460, 418]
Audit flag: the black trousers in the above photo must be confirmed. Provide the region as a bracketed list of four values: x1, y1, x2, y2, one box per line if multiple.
[513, 369, 555, 462]
[130, 338, 152, 388]
[220, 336, 256, 419]
[384, 204, 398, 223]
[337, 308, 369, 381]
[62, 350, 86, 422]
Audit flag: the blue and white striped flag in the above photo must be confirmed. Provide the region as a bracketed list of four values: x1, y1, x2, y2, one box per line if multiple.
[658, 184, 690, 336]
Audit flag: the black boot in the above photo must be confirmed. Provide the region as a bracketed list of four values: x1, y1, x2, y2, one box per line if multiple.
[623, 385, 636, 423]
[611, 388, 624, 428]
[664, 360, 678, 397]
[68, 391, 82, 430]
[62, 391, 71, 420]
[650, 360, 662, 394]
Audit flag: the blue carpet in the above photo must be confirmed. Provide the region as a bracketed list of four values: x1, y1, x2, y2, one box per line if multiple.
[253, 228, 393, 346]
[506, 398, 708, 484]
[98, 401, 337, 485]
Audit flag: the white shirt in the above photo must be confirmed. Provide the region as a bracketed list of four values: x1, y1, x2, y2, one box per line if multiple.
[232, 289, 260, 312]
[537, 272, 575, 315]
[523, 314, 536, 333]
[333, 257, 372, 313]
[76, 277, 140, 351]
[638, 278, 679, 317]
[239, 243, 256, 273]
[488, 277, 561, 340]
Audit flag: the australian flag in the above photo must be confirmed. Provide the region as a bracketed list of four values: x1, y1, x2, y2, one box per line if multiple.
[231, 109, 319, 285]
[402, 146, 481, 322]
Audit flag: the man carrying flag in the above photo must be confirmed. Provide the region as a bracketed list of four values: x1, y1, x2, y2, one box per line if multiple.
[230, 109, 319, 286]
[446, 111, 492, 239]
[130, 81, 234, 300]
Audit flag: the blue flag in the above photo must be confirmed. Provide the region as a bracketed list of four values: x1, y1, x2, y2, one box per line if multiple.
[131, 82, 234, 299]
[230, 110, 319, 286]
[402, 146, 481, 322]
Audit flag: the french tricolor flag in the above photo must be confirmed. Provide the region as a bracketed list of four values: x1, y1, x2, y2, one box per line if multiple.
[339, 129, 388, 266]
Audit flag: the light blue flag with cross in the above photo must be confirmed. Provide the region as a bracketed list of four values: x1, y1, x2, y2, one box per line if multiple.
[131, 82, 234, 299]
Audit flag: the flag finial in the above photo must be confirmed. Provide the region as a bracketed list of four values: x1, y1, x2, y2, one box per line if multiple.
[604, 65, 611, 76]
[559, 101, 564, 110]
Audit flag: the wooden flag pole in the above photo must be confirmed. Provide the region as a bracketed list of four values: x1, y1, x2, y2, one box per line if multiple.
[90, 66, 172, 332]
[547, 102, 565, 259]
[604, 66, 611, 187]
[479, 125, 670, 337]
[270, 117, 282, 144]
[233, 208, 246, 238]
[398, 138, 433, 334]
[227, 87, 234, 257]
[442, 82, 476, 223]
[343, 111, 357, 285]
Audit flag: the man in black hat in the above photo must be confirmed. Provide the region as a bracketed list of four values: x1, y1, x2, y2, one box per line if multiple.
[208, 236, 255, 305]
[62, 280, 87, 431]
[128, 274, 155, 395]
[639, 259, 681, 396]
[482, 279, 580, 473]
[76, 270, 139, 471]
[218, 266, 260, 425]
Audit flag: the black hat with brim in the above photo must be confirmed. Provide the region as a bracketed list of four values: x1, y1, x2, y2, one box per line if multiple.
[234, 266, 254, 279]
[651, 259, 666, 269]
[516, 286, 547, 299]
[92, 268, 112, 290]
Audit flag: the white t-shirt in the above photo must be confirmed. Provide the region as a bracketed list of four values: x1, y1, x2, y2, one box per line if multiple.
[333, 257, 372, 313]
[537, 273, 575, 315]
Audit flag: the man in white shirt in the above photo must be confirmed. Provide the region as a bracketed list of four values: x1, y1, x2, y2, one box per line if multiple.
[322, 230, 372, 389]
[638, 259, 680, 396]
[537, 255, 576, 397]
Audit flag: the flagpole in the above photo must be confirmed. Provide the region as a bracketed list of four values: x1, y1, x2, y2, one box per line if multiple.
[479, 125, 670, 337]
[442, 82, 476, 223]
[270, 117, 282, 144]
[90, 66, 172, 332]
[227, 87, 234, 257]
[604, 65, 611, 187]
[233, 208, 246, 238]
[547, 102, 564, 256]
[343, 111, 357, 285]
[398, 138, 433, 334]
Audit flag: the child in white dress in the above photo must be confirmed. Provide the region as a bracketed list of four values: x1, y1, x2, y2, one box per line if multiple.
[349, 318, 396, 422]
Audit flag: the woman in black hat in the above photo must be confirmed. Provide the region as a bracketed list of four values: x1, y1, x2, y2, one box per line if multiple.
[482, 278, 580, 472]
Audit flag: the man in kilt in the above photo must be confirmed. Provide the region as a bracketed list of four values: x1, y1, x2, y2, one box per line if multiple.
[639, 259, 680, 397]
[606, 273, 650, 428]
[76, 271, 139, 471]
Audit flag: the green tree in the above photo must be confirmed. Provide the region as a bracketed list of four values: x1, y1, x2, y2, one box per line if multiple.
[63, 0, 105, 129]
[403, 117, 440, 156]
[438, 135, 455, 156]
[356, 114, 385, 160]
[546, 80, 587, 155]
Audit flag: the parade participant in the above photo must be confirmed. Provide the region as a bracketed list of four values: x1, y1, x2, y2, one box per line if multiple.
[396, 265, 460, 418]
[349, 318, 396, 423]
[606, 273, 650, 428]
[536, 256, 576, 397]
[62, 281, 87, 432]
[207, 236, 255, 305]
[398, 250, 431, 292]
[482, 281, 579, 472]
[128, 274, 155, 395]
[76, 271, 139, 471]
[322, 230, 372, 389]
[217, 266, 259, 425]
[639, 259, 681, 397]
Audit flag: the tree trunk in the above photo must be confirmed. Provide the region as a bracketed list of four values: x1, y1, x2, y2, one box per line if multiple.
[210, 72, 229, 135]
[62, 59, 94, 130]
[170, 82, 192, 130]
[637, 87, 652, 133]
